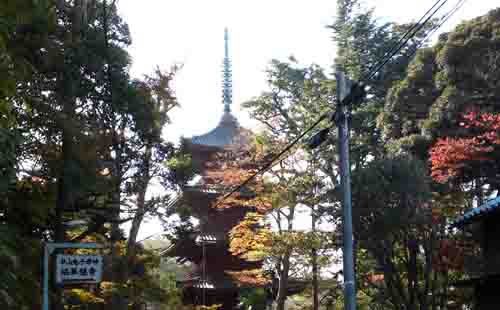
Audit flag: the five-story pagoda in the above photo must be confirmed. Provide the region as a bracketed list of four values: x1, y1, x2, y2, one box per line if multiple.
[164, 28, 268, 310]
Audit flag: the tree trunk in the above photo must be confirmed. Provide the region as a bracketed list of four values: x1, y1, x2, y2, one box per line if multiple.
[276, 205, 296, 310]
[407, 235, 418, 310]
[53, 8, 80, 304]
[101, 1, 127, 308]
[127, 202, 145, 257]
[126, 143, 152, 257]
[127, 143, 152, 309]
[110, 134, 125, 308]
[311, 205, 319, 310]
[276, 251, 291, 310]
[53, 92, 74, 310]
[110, 123, 127, 310]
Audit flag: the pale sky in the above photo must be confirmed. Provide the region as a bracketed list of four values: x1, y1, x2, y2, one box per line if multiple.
[117, 0, 498, 239]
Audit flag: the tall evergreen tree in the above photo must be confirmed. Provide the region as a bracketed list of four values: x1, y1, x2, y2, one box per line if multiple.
[379, 7, 500, 162]
[1, 1, 181, 308]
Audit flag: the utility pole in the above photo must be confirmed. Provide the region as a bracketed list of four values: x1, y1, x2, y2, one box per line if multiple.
[336, 67, 356, 310]
[307, 66, 364, 310]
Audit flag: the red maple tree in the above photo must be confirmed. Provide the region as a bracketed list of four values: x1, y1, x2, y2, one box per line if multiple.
[430, 111, 500, 185]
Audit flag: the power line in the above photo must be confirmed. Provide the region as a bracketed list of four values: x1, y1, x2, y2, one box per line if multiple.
[333, 0, 448, 97]
[405, 0, 468, 61]
[362, 0, 450, 82]
[361, 0, 449, 82]
[210, 112, 331, 210]
[360, 0, 465, 96]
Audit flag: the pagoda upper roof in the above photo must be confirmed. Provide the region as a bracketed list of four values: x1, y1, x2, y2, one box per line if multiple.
[186, 112, 252, 149]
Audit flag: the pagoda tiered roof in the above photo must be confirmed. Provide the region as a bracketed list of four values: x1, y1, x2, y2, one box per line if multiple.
[165, 230, 265, 289]
[172, 182, 257, 221]
[188, 112, 252, 148]
[180, 267, 269, 289]
[183, 112, 254, 171]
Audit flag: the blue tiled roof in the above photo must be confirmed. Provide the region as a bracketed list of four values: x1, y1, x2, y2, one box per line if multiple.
[451, 196, 500, 228]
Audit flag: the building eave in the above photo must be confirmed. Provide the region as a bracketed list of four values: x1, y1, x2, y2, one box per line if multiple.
[451, 196, 500, 228]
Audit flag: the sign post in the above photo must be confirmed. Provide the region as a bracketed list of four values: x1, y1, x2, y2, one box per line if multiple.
[42, 243, 104, 310]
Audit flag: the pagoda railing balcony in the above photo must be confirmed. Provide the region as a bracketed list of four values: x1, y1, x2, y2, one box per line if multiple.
[184, 184, 229, 194]
[184, 184, 256, 198]
[195, 233, 218, 245]
[194, 280, 215, 289]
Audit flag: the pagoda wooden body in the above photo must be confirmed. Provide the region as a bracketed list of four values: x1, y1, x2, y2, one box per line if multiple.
[165, 112, 268, 310]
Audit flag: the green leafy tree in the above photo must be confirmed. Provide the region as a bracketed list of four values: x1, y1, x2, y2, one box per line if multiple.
[349, 156, 470, 310]
[0, 1, 55, 309]
[0, 1, 182, 309]
[332, 0, 439, 165]
[123, 68, 179, 310]
[379, 7, 500, 161]
[242, 60, 337, 310]
[0, 0, 54, 194]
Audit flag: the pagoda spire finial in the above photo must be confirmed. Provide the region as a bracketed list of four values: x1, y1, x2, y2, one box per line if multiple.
[222, 27, 232, 113]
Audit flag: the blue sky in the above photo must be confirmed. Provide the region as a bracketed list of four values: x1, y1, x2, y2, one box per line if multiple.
[117, 0, 498, 239]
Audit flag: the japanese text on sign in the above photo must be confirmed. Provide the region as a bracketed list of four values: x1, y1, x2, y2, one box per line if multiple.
[56, 255, 103, 284]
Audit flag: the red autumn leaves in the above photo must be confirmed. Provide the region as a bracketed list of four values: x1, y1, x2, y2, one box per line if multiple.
[430, 111, 500, 183]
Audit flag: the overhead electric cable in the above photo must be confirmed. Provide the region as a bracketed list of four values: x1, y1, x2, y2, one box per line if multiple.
[361, 0, 449, 81]
[210, 112, 331, 210]
[405, 0, 468, 61]
[362, 0, 450, 82]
